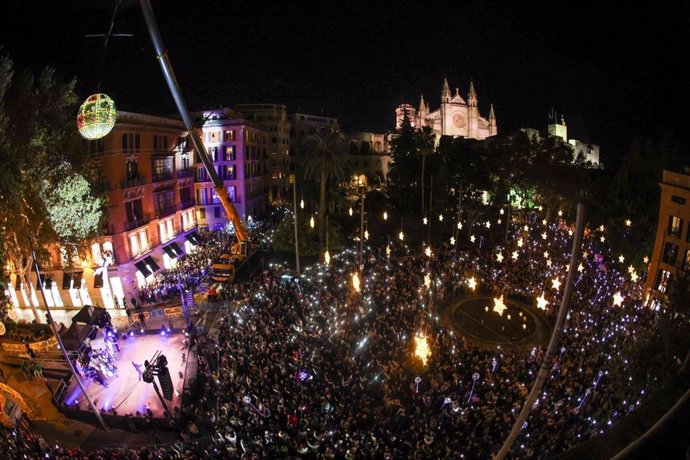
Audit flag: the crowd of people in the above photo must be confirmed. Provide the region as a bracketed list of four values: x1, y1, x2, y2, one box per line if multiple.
[0, 211, 676, 459]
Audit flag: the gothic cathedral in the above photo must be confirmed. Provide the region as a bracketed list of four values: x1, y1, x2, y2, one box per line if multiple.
[396, 78, 497, 140]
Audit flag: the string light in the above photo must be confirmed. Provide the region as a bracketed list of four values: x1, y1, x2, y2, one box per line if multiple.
[625, 219, 632, 227]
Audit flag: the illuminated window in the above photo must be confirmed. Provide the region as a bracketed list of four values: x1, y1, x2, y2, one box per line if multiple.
[655, 269, 671, 293]
[662, 242, 678, 266]
[139, 231, 148, 252]
[167, 219, 175, 239]
[224, 130, 235, 141]
[668, 215, 682, 237]
[130, 235, 139, 257]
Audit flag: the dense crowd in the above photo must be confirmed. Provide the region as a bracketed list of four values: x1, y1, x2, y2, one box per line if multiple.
[0, 212, 674, 459]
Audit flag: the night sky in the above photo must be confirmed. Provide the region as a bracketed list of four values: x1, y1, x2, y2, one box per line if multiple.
[0, 0, 686, 166]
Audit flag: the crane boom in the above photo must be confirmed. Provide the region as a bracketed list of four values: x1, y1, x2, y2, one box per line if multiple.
[138, 0, 248, 245]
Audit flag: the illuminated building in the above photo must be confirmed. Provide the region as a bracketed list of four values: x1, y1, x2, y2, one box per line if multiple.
[646, 169, 690, 306]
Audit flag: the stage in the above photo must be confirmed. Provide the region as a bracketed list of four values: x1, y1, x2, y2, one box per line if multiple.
[63, 331, 188, 418]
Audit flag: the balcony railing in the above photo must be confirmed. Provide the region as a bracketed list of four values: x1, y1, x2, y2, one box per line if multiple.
[152, 171, 174, 182]
[176, 167, 195, 178]
[180, 200, 196, 210]
[125, 215, 151, 231]
[121, 176, 148, 189]
[154, 205, 177, 219]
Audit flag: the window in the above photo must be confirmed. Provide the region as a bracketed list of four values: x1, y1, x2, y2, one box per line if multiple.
[153, 135, 168, 152]
[668, 215, 683, 237]
[125, 199, 143, 223]
[227, 186, 236, 202]
[671, 195, 686, 205]
[208, 146, 218, 162]
[122, 133, 140, 153]
[181, 154, 190, 170]
[224, 145, 236, 161]
[224, 130, 235, 141]
[88, 138, 105, 155]
[655, 269, 671, 293]
[154, 190, 175, 217]
[130, 235, 139, 257]
[225, 165, 236, 180]
[211, 189, 221, 204]
[214, 206, 221, 218]
[198, 207, 206, 220]
[152, 157, 173, 181]
[197, 167, 209, 182]
[662, 242, 678, 266]
[180, 187, 192, 205]
[126, 160, 138, 180]
[139, 231, 149, 253]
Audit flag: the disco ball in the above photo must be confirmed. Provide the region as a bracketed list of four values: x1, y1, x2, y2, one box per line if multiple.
[76, 93, 116, 140]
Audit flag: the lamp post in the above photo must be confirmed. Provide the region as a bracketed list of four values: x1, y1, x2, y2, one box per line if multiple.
[28, 234, 108, 431]
[290, 174, 300, 275]
[358, 184, 366, 268]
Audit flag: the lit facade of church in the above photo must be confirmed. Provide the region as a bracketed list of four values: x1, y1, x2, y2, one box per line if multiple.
[396, 78, 497, 140]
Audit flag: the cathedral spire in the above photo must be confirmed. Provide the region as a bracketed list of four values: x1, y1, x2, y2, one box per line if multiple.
[442, 77, 451, 102]
[419, 94, 426, 113]
[468, 80, 477, 107]
[489, 103, 496, 121]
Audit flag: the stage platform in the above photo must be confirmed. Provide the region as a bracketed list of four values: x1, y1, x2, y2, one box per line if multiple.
[63, 331, 188, 419]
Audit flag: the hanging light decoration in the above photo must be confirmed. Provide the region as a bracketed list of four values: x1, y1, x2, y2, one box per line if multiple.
[309, 216, 315, 229]
[300, 199, 305, 210]
[324, 250, 330, 266]
[364, 229, 369, 240]
[450, 236, 455, 245]
[76, 93, 116, 140]
[536, 293, 549, 310]
[398, 230, 404, 241]
[424, 273, 432, 289]
[351, 272, 361, 292]
[414, 333, 431, 366]
[383, 211, 388, 221]
[423, 217, 428, 225]
[493, 295, 507, 316]
[386, 245, 391, 257]
[425, 246, 432, 257]
[438, 214, 444, 222]
[349, 207, 353, 216]
[467, 276, 477, 290]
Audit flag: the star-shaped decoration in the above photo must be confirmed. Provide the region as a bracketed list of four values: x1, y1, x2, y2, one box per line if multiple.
[470, 235, 476, 243]
[625, 219, 632, 227]
[600, 236, 606, 243]
[424, 273, 432, 289]
[538, 205, 543, 211]
[568, 229, 573, 236]
[500, 208, 505, 215]
[485, 306, 489, 312]
[546, 259, 552, 267]
[348, 207, 353, 216]
[450, 236, 455, 245]
[507, 314, 512, 320]
[577, 263, 584, 272]
[543, 251, 550, 259]
[541, 232, 547, 240]
[497, 219, 502, 225]
[364, 230, 369, 240]
[558, 210, 563, 217]
[425, 246, 432, 257]
[468, 277, 477, 290]
[493, 296, 507, 316]
[523, 225, 529, 231]
[551, 277, 561, 290]
[630, 272, 639, 283]
[457, 222, 463, 230]
[439, 214, 444, 222]
[542, 219, 547, 225]
[599, 225, 605, 232]
[643, 256, 649, 264]
[618, 255, 624, 263]
[398, 231, 405, 241]
[423, 217, 428, 225]
[383, 211, 388, 221]
[485, 221, 491, 228]
[522, 323, 527, 330]
[517, 239, 524, 247]
[536, 294, 549, 310]
[512, 250, 519, 260]
[496, 252, 504, 263]
[627, 265, 635, 274]
[612, 291, 624, 307]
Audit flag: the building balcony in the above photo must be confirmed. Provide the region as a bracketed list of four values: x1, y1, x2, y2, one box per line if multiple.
[121, 176, 148, 189]
[176, 167, 195, 178]
[125, 215, 151, 231]
[180, 200, 196, 210]
[154, 205, 177, 219]
[152, 171, 174, 182]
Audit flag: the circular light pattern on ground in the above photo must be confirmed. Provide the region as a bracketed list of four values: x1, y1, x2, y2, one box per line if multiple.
[450, 295, 547, 345]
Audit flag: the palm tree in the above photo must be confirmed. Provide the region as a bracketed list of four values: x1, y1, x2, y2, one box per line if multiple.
[297, 131, 349, 251]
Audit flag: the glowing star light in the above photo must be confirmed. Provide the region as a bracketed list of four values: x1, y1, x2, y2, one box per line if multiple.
[364, 230, 369, 240]
[424, 273, 432, 289]
[541, 232, 547, 240]
[551, 277, 561, 290]
[493, 295, 507, 316]
[512, 250, 519, 260]
[398, 230, 405, 241]
[414, 333, 432, 366]
[643, 256, 649, 264]
[300, 199, 305, 209]
[423, 217, 428, 225]
[517, 239, 524, 248]
[577, 263, 584, 272]
[600, 236, 606, 243]
[612, 291, 624, 307]
[536, 293, 549, 310]
[558, 210, 563, 217]
[543, 251, 549, 259]
[457, 222, 462, 230]
[310, 216, 315, 228]
[500, 208, 505, 215]
[450, 236, 455, 245]
[496, 252, 504, 263]
[348, 206, 353, 216]
[439, 214, 444, 222]
[77, 93, 116, 140]
[383, 211, 388, 221]
[631, 271, 639, 283]
[625, 219, 632, 227]
[468, 277, 477, 290]
[485, 221, 491, 228]
[618, 255, 624, 263]
[470, 235, 476, 243]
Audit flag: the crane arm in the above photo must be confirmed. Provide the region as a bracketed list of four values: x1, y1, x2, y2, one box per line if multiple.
[139, 0, 248, 245]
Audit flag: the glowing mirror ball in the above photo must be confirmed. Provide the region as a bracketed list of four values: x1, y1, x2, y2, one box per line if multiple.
[77, 93, 116, 140]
